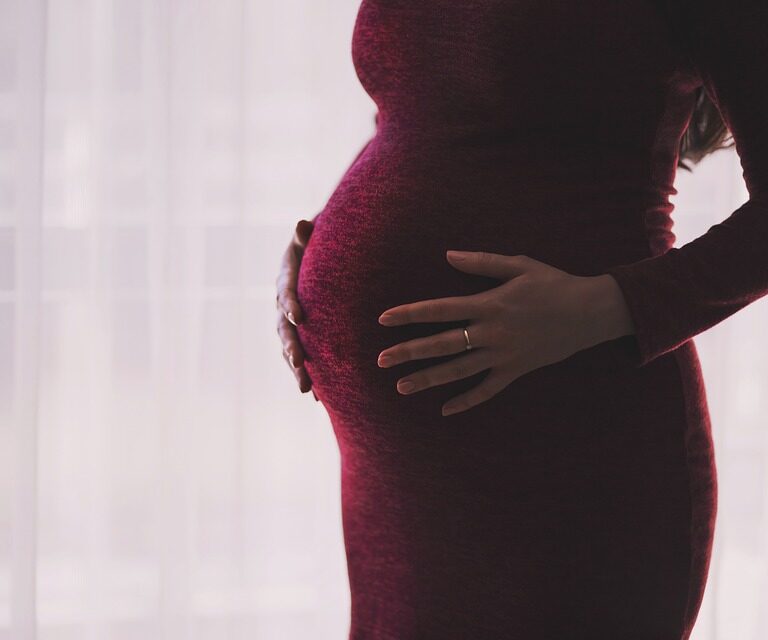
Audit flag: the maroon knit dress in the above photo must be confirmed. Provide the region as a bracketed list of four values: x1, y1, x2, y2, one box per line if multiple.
[295, 1, 768, 638]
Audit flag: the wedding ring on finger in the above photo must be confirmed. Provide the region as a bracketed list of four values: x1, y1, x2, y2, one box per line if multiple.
[462, 325, 473, 351]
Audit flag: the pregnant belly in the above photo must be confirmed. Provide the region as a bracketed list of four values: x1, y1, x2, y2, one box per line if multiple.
[295, 135, 644, 434]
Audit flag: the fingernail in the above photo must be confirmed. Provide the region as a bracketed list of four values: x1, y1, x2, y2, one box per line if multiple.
[289, 354, 296, 368]
[287, 311, 297, 326]
[397, 380, 416, 394]
[442, 403, 460, 416]
[378, 353, 393, 367]
[446, 250, 466, 261]
[378, 313, 394, 325]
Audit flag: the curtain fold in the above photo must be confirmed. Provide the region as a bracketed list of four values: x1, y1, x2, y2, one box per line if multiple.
[8, 0, 46, 637]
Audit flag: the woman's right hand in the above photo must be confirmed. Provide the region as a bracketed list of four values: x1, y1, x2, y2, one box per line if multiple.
[276, 218, 316, 396]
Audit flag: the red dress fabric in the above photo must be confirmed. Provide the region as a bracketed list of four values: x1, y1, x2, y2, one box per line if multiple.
[295, 1, 767, 638]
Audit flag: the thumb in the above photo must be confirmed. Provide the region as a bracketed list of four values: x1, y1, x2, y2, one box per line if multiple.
[446, 250, 534, 279]
[294, 219, 314, 247]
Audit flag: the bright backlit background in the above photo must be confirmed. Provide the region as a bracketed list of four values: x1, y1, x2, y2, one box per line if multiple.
[1, 1, 766, 638]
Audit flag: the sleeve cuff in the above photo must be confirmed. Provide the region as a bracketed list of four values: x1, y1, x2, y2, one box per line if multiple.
[603, 254, 685, 368]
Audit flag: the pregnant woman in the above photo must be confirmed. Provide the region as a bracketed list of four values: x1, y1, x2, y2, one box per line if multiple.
[276, 0, 767, 638]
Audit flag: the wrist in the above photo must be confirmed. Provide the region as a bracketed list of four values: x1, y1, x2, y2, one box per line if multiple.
[579, 273, 636, 346]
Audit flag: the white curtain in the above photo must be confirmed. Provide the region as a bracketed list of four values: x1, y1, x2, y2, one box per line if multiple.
[0, 1, 765, 638]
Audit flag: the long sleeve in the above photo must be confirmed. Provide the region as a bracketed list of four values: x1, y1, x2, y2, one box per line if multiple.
[605, 0, 768, 367]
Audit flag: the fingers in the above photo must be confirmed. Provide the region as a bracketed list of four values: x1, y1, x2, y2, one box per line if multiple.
[281, 345, 313, 393]
[378, 325, 480, 368]
[276, 310, 314, 393]
[276, 252, 303, 325]
[275, 218, 317, 395]
[294, 218, 314, 248]
[394, 349, 493, 395]
[446, 250, 535, 279]
[378, 293, 484, 326]
[276, 310, 305, 368]
[276, 286, 301, 326]
[441, 369, 512, 416]
[276, 219, 314, 325]
[276, 264, 304, 326]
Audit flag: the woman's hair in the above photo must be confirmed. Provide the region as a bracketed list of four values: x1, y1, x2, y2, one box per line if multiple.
[678, 87, 735, 171]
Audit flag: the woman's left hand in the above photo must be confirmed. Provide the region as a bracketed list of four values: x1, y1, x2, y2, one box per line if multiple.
[376, 250, 633, 417]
